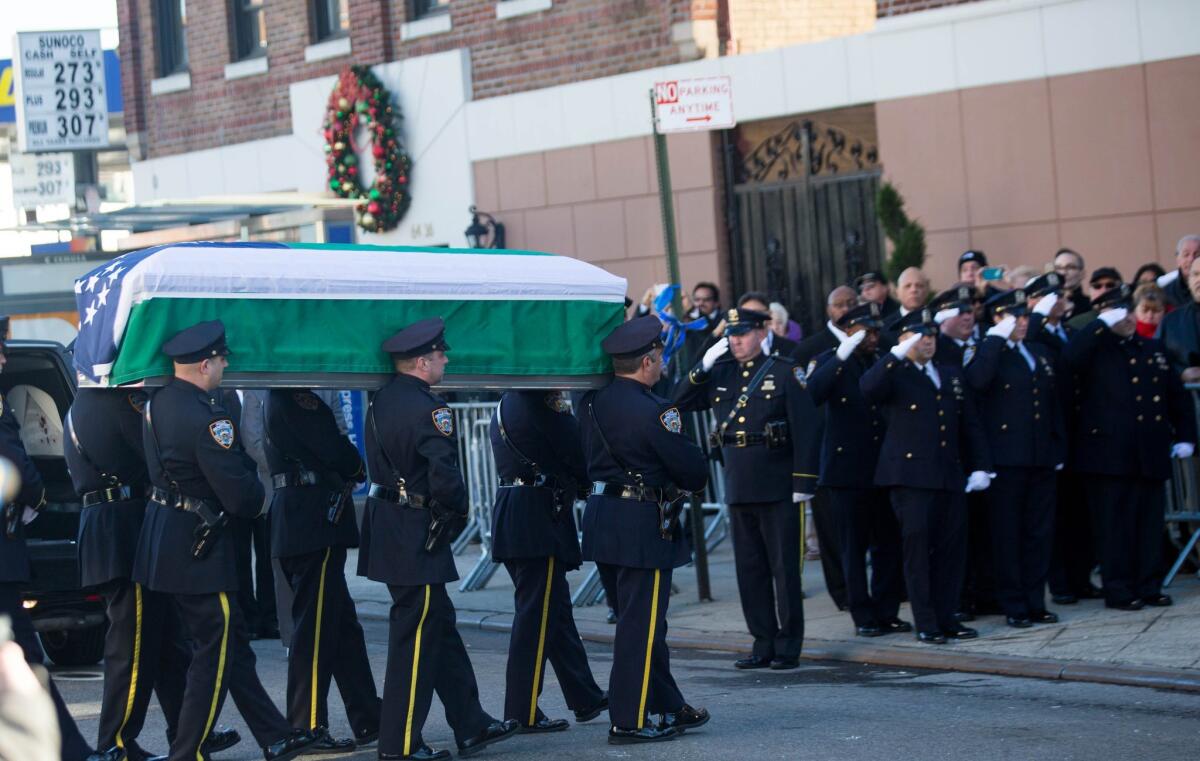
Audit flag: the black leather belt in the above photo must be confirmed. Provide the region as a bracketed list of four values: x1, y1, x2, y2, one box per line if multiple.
[81, 484, 134, 508]
[149, 486, 216, 515]
[367, 483, 427, 509]
[721, 431, 767, 447]
[498, 475, 552, 488]
[591, 481, 667, 503]
[271, 470, 321, 489]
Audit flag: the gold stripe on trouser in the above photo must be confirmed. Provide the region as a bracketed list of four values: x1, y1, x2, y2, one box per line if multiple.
[799, 501, 808, 580]
[309, 548, 332, 729]
[403, 585, 432, 756]
[636, 569, 661, 730]
[114, 583, 144, 750]
[528, 557, 556, 726]
[197, 593, 231, 761]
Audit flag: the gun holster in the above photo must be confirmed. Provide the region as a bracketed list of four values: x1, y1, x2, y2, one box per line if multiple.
[425, 500, 466, 553]
[764, 420, 790, 449]
[189, 500, 228, 560]
[327, 482, 354, 525]
[657, 487, 688, 540]
[706, 431, 725, 464]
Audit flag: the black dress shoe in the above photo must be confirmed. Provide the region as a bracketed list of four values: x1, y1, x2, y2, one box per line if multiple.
[917, 631, 946, 644]
[263, 729, 318, 761]
[1051, 593, 1078, 605]
[520, 717, 569, 733]
[769, 656, 800, 670]
[1029, 610, 1059, 624]
[203, 727, 241, 754]
[608, 726, 678, 744]
[856, 624, 884, 637]
[305, 727, 356, 754]
[943, 625, 978, 640]
[573, 693, 608, 723]
[659, 705, 709, 733]
[881, 618, 913, 634]
[458, 719, 519, 757]
[734, 654, 772, 669]
[379, 744, 450, 760]
[954, 611, 975, 623]
[354, 727, 379, 746]
[1006, 616, 1033, 628]
[1079, 584, 1104, 599]
[1143, 593, 1173, 607]
[606, 607, 617, 624]
[1107, 599, 1145, 611]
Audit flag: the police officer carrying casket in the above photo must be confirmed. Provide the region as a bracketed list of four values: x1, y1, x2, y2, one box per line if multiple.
[673, 307, 819, 669]
[131, 320, 316, 761]
[860, 309, 994, 644]
[806, 303, 908, 638]
[263, 388, 381, 751]
[579, 315, 710, 744]
[963, 289, 1064, 628]
[489, 390, 607, 732]
[358, 318, 518, 761]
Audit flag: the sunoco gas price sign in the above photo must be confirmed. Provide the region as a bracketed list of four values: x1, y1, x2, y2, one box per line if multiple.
[13, 30, 110, 152]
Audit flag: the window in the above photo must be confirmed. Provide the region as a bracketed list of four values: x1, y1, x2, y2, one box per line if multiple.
[411, 0, 450, 19]
[155, 0, 188, 77]
[230, 0, 267, 61]
[312, 0, 349, 42]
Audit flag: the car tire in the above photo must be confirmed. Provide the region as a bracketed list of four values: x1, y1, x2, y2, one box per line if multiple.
[40, 622, 108, 667]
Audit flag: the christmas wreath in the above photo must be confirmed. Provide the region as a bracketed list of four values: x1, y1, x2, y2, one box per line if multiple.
[324, 65, 412, 233]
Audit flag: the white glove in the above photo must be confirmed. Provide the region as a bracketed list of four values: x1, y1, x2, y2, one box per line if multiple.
[1098, 307, 1128, 328]
[21, 507, 38, 526]
[965, 471, 994, 493]
[836, 330, 866, 361]
[986, 314, 1017, 340]
[1055, 463, 1064, 471]
[1032, 292, 1058, 317]
[792, 492, 813, 503]
[1158, 269, 1179, 288]
[1172, 442, 1195, 459]
[701, 337, 729, 372]
[934, 308, 960, 325]
[890, 332, 922, 360]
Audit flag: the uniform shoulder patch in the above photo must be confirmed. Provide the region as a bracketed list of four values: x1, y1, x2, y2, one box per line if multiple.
[545, 391, 571, 413]
[792, 366, 807, 389]
[659, 406, 683, 433]
[432, 407, 454, 436]
[209, 419, 235, 449]
[293, 391, 321, 411]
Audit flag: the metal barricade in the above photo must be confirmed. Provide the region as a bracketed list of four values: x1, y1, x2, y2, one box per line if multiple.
[1163, 385, 1200, 587]
[449, 402, 504, 592]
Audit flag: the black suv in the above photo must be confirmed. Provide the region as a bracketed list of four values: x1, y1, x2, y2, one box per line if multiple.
[6, 340, 107, 665]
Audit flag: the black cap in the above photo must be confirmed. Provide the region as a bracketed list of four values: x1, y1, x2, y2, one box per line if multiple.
[1092, 282, 1133, 311]
[894, 308, 938, 336]
[959, 250, 988, 268]
[929, 283, 975, 314]
[1025, 271, 1063, 298]
[723, 307, 770, 336]
[985, 288, 1029, 319]
[1089, 266, 1123, 286]
[836, 302, 884, 330]
[601, 315, 663, 358]
[162, 320, 230, 364]
[382, 317, 452, 358]
[853, 271, 885, 292]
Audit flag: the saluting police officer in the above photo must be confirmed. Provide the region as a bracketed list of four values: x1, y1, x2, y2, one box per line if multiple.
[807, 303, 908, 638]
[861, 309, 994, 644]
[131, 321, 315, 761]
[1063, 285, 1197, 610]
[263, 388, 381, 751]
[489, 390, 607, 732]
[674, 307, 819, 669]
[359, 318, 518, 761]
[579, 315, 710, 744]
[964, 289, 1064, 628]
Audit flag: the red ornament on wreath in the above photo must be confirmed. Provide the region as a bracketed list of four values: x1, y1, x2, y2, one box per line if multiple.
[323, 65, 413, 234]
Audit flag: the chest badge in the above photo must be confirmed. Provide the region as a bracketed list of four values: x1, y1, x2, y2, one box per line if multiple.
[209, 419, 235, 449]
[432, 407, 454, 436]
[660, 407, 683, 433]
[762, 379, 776, 392]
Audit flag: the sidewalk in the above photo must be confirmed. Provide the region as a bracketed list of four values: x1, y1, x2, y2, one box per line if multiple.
[344, 540, 1200, 693]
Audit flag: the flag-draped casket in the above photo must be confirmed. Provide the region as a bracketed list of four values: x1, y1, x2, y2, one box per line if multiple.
[72, 242, 627, 389]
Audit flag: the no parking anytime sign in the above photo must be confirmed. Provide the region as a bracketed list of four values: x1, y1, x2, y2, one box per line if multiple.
[653, 76, 735, 133]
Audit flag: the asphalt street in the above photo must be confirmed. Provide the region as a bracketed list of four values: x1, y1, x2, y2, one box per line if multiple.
[54, 616, 1197, 761]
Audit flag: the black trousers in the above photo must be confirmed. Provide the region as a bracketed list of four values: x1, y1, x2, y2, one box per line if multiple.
[233, 515, 277, 635]
[380, 583, 491, 756]
[1048, 472, 1097, 597]
[1087, 475, 1167, 605]
[279, 547, 380, 734]
[596, 564, 684, 729]
[810, 489, 848, 608]
[961, 492, 997, 613]
[96, 580, 188, 754]
[168, 592, 291, 761]
[729, 501, 804, 659]
[987, 467, 1056, 618]
[0, 584, 92, 761]
[890, 487, 967, 634]
[828, 487, 903, 628]
[503, 557, 603, 725]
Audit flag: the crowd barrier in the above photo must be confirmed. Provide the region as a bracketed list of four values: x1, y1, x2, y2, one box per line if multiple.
[1164, 385, 1200, 587]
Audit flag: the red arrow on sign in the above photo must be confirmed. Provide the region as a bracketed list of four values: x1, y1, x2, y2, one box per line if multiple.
[686, 115, 712, 123]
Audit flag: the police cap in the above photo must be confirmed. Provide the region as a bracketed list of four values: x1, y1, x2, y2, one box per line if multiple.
[836, 301, 884, 330]
[382, 317, 452, 358]
[723, 307, 770, 336]
[601, 315, 663, 358]
[1092, 282, 1133, 311]
[1025, 271, 1063, 298]
[985, 288, 1029, 319]
[894, 307, 938, 336]
[853, 271, 885, 293]
[162, 320, 230, 364]
[929, 283, 975, 314]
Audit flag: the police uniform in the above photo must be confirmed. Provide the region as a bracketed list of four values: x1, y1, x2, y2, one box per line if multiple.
[263, 388, 380, 749]
[489, 390, 606, 730]
[131, 321, 312, 761]
[1062, 285, 1197, 609]
[807, 303, 906, 637]
[0, 322, 93, 761]
[860, 309, 992, 642]
[579, 315, 710, 743]
[674, 308, 818, 668]
[930, 284, 979, 368]
[963, 290, 1063, 626]
[358, 318, 517, 761]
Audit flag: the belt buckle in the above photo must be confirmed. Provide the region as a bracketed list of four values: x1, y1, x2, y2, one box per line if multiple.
[734, 431, 747, 448]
